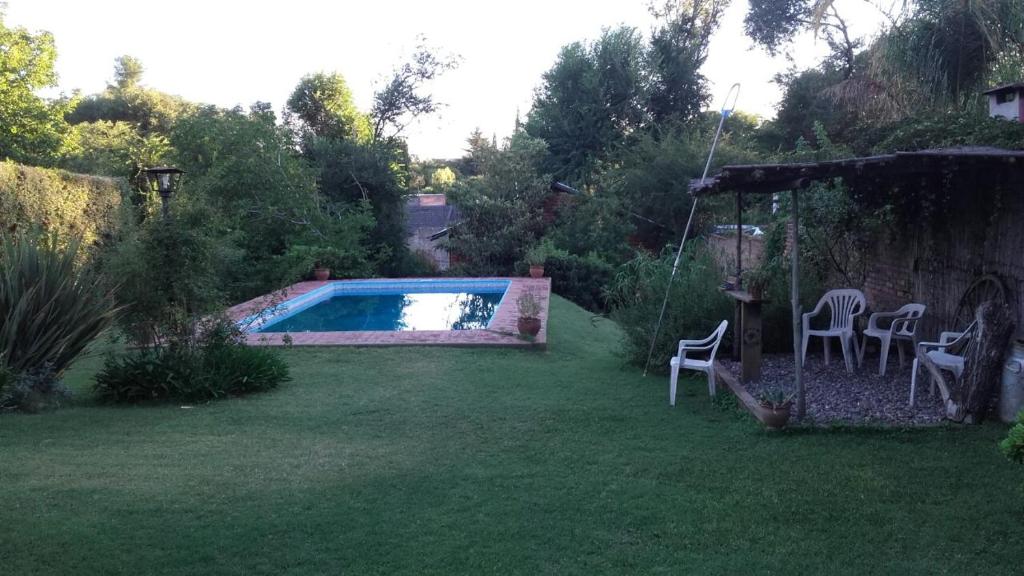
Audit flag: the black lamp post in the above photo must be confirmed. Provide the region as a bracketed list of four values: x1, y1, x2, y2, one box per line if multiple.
[143, 166, 185, 220]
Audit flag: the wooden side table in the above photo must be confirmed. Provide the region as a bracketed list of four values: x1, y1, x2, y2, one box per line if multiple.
[722, 289, 766, 383]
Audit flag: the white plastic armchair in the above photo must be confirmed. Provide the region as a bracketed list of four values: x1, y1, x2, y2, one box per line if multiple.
[858, 303, 926, 376]
[801, 289, 866, 373]
[909, 321, 976, 407]
[669, 320, 728, 406]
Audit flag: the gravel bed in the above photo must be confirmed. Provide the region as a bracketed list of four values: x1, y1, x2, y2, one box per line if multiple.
[720, 353, 947, 426]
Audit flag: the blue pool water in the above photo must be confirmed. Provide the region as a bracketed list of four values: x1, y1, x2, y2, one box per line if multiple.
[252, 280, 509, 333]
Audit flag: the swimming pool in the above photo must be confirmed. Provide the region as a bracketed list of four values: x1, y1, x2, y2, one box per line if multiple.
[244, 279, 511, 334]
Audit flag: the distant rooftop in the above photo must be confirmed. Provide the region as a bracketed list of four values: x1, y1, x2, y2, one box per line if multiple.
[983, 83, 1024, 95]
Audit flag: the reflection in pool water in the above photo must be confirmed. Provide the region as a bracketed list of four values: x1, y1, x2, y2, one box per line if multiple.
[257, 292, 503, 333]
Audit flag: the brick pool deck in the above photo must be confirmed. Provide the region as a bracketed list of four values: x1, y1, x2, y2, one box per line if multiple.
[225, 277, 550, 348]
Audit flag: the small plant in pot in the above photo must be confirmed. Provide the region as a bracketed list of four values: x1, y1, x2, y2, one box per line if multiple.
[743, 267, 770, 300]
[524, 239, 555, 278]
[757, 387, 794, 430]
[312, 260, 330, 281]
[516, 290, 542, 338]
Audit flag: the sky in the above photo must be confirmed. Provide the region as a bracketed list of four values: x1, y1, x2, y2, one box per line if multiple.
[7, 0, 888, 159]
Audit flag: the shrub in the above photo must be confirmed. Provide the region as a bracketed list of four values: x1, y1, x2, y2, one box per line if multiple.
[94, 318, 289, 403]
[0, 233, 120, 377]
[544, 251, 616, 313]
[0, 364, 71, 413]
[0, 161, 125, 255]
[1001, 411, 1024, 466]
[606, 244, 732, 370]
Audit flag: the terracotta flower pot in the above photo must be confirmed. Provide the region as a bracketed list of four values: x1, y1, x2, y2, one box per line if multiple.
[518, 316, 541, 337]
[313, 267, 330, 281]
[759, 403, 792, 430]
[529, 265, 545, 278]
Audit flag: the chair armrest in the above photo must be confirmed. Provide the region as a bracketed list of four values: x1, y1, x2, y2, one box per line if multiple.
[891, 316, 917, 334]
[679, 342, 716, 352]
[866, 311, 899, 331]
[939, 331, 964, 345]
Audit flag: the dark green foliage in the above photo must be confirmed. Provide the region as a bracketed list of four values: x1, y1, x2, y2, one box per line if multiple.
[0, 233, 120, 377]
[744, 0, 808, 55]
[307, 136, 409, 274]
[0, 364, 70, 413]
[605, 126, 760, 249]
[525, 27, 649, 183]
[108, 211, 223, 346]
[0, 161, 126, 252]
[93, 343, 288, 403]
[606, 246, 732, 370]
[546, 195, 636, 265]
[647, 0, 726, 123]
[448, 134, 549, 275]
[287, 73, 371, 141]
[170, 105, 375, 300]
[865, 111, 1024, 153]
[94, 317, 289, 403]
[0, 8, 75, 165]
[1001, 411, 1024, 464]
[544, 252, 616, 312]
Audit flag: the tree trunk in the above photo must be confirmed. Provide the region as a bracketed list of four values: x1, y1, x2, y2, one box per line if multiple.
[942, 302, 1015, 423]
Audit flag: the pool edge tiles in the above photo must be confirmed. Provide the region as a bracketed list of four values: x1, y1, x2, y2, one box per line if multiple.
[225, 277, 550, 348]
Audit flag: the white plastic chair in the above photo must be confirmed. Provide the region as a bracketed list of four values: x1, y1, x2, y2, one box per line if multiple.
[858, 303, 926, 376]
[801, 289, 866, 373]
[909, 321, 976, 407]
[669, 320, 728, 405]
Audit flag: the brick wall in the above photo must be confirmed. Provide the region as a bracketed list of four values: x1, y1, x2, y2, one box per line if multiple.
[858, 184, 1024, 341]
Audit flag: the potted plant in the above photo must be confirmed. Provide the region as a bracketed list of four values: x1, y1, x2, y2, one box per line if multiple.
[516, 290, 542, 337]
[743, 267, 770, 300]
[757, 387, 793, 430]
[312, 260, 330, 281]
[524, 240, 554, 278]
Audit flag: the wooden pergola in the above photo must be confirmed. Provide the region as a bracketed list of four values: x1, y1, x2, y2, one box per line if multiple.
[690, 147, 1024, 420]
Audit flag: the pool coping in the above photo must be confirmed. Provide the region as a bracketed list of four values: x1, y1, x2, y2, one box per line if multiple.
[225, 277, 550, 348]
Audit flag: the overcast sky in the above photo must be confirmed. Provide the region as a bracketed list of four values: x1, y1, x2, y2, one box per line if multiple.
[8, 0, 887, 159]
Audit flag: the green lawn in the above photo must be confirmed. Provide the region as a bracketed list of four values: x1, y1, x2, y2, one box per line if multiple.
[1, 296, 1021, 575]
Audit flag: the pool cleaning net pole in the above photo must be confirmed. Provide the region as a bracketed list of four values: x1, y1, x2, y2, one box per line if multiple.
[643, 84, 739, 377]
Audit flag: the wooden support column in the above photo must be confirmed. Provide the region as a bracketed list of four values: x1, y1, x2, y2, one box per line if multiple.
[733, 191, 743, 360]
[790, 189, 804, 419]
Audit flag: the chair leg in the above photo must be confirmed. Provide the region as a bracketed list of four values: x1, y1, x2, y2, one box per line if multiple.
[707, 369, 716, 398]
[896, 340, 905, 368]
[669, 363, 679, 406]
[878, 336, 890, 377]
[801, 331, 810, 365]
[823, 336, 831, 365]
[910, 358, 919, 407]
[840, 335, 854, 373]
[857, 334, 867, 367]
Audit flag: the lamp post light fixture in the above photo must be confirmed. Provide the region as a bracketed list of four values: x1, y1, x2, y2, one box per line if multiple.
[143, 166, 185, 219]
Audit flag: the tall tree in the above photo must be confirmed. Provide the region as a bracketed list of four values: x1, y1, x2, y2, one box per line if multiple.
[0, 8, 74, 165]
[286, 72, 371, 142]
[370, 40, 459, 141]
[648, 0, 730, 123]
[525, 27, 648, 183]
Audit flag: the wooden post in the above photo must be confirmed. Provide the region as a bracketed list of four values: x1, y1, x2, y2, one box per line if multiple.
[790, 189, 804, 419]
[734, 191, 743, 360]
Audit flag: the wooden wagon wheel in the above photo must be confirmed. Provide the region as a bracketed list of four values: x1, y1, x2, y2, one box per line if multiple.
[953, 274, 1012, 330]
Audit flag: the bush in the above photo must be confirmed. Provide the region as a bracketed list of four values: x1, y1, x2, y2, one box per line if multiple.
[0, 364, 71, 413]
[606, 244, 732, 370]
[0, 161, 126, 255]
[0, 233, 120, 377]
[1001, 411, 1024, 466]
[94, 319, 289, 403]
[545, 252, 616, 312]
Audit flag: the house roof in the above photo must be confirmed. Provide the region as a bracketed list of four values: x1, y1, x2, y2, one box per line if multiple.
[983, 83, 1024, 95]
[690, 147, 1024, 196]
[405, 198, 460, 231]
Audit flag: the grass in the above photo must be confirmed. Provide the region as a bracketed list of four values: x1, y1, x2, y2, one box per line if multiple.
[1, 296, 1022, 575]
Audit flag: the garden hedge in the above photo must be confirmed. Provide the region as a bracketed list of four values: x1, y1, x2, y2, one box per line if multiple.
[0, 160, 126, 250]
